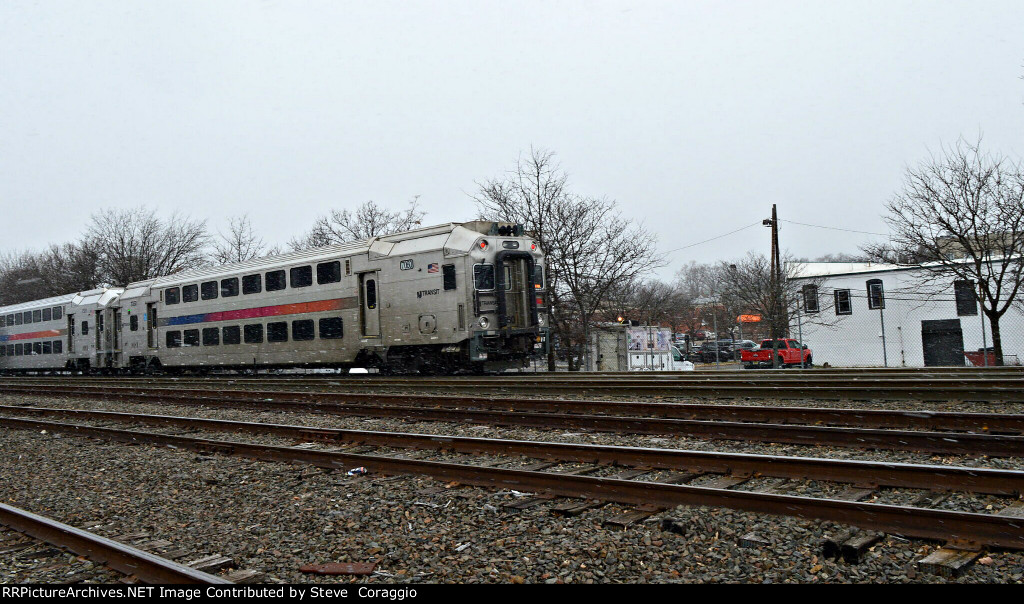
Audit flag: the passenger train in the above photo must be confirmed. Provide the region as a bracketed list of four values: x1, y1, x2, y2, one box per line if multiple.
[0, 221, 548, 374]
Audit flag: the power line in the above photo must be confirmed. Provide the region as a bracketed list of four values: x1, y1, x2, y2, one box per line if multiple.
[780, 219, 890, 237]
[662, 222, 762, 256]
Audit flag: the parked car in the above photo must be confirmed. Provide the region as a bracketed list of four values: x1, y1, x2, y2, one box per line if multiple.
[731, 339, 759, 360]
[741, 339, 812, 368]
[696, 341, 733, 363]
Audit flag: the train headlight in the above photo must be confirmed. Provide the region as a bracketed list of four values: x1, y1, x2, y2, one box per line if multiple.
[478, 317, 490, 329]
[538, 314, 545, 326]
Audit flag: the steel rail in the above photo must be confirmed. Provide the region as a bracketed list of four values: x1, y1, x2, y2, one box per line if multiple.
[2, 378, 1019, 401]
[3, 416, 1023, 550]
[6, 385, 1024, 456]
[3, 404, 1023, 495]
[4, 383, 1024, 434]
[0, 502, 230, 584]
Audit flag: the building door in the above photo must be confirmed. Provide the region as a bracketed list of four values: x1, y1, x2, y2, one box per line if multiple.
[921, 319, 965, 366]
[360, 273, 380, 337]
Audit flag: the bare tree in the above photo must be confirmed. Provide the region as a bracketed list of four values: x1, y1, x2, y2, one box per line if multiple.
[290, 199, 425, 250]
[212, 214, 272, 264]
[863, 139, 1024, 365]
[86, 207, 209, 285]
[476, 151, 661, 370]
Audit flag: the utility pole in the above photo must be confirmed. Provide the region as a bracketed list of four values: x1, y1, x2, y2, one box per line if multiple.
[763, 204, 784, 368]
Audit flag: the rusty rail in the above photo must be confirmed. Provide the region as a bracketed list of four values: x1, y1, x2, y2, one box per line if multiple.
[3, 405, 1023, 495]
[3, 416, 1024, 550]
[0, 502, 230, 584]
[4, 386, 1024, 456]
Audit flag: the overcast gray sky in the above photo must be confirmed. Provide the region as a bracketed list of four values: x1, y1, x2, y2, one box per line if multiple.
[2, 1, 1023, 279]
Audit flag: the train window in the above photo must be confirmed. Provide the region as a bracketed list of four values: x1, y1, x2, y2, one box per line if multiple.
[345, 259, 351, 276]
[242, 274, 262, 295]
[290, 266, 313, 288]
[534, 265, 544, 290]
[243, 324, 264, 344]
[14, 313, 22, 325]
[319, 317, 344, 339]
[130, 315, 139, 331]
[82, 321, 89, 335]
[0, 316, 4, 328]
[266, 270, 286, 292]
[0, 346, 4, 356]
[53, 306, 62, 320]
[202, 327, 220, 346]
[15, 344, 23, 356]
[24, 311, 32, 324]
[7, 345, 13, 356]
[474, 264, 494, 291]
[166, 331, 182, 348]
[443, 264, 456, 291]
[33, 310, 42, 322]
[221, 278, 239, 297]
[292, 319, 315, 341]
[6, 314, 13, 325]
[223, 325, 241, 345]
[53, 340, 62, 354]
[201, 281, 218, 300]
[33, 342, 42, 355]
[504, 266, 513, 290]
[183, 329, 200, 347]
[183, 284, 199, 303]
[42, 308, 51, 321]
[267, 321, 288, 342]
[42, 341, 52, 355]
[166, 287, 181, 305]
[317, 261, 341, 285]
[366, 279, 377, 310]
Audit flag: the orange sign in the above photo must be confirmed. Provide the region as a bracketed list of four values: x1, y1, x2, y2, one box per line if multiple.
[738, 314, 762, 323]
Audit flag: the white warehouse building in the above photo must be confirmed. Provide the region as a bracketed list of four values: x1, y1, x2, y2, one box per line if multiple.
[789, 262, 1024, 367]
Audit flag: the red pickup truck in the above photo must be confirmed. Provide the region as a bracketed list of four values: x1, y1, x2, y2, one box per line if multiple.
[741, 338, 812, 369]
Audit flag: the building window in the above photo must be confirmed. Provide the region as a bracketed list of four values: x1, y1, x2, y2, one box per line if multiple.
[221, 278, 239, 297]
[183, 284, 199, 302]
[267, 321, 288, 342]
[319, 317, 344, 339]
[954, 280, 978, 316]
[223, 325, 241, 345]
[166, 331, 182, 348]
[166, 288, 181, 305]
[474, 264, 494, 290]
[802, 285, 819, 313]
[866, 279, 885, 310]
[242, 274, 262, 295]
[266, 270, 286, 292]
[292, 319, 315, 341]
[317, 261, 341, 285]
[834, 289, 852, 315]
[442, 264, 456, 291]
[201, 281, 218, 300]
[243, 324, 263, 344]
[290, 266, 313, 288]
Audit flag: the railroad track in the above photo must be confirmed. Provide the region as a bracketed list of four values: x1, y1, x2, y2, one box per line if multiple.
[0, 502, 229, 584]
[3, 411, 1024, 551]
[3, 372, 1022, 400]
[5, 385, 1024, 456]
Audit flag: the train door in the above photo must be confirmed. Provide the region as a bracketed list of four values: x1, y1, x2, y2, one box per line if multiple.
[503, 260, 529, 329]
[67, 315, 75, 353]
[360, 272, 380, 337]
[146, 303, 157, 348]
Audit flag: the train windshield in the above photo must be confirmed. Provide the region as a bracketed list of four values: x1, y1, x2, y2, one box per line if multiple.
[474, 264, 495, 290]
